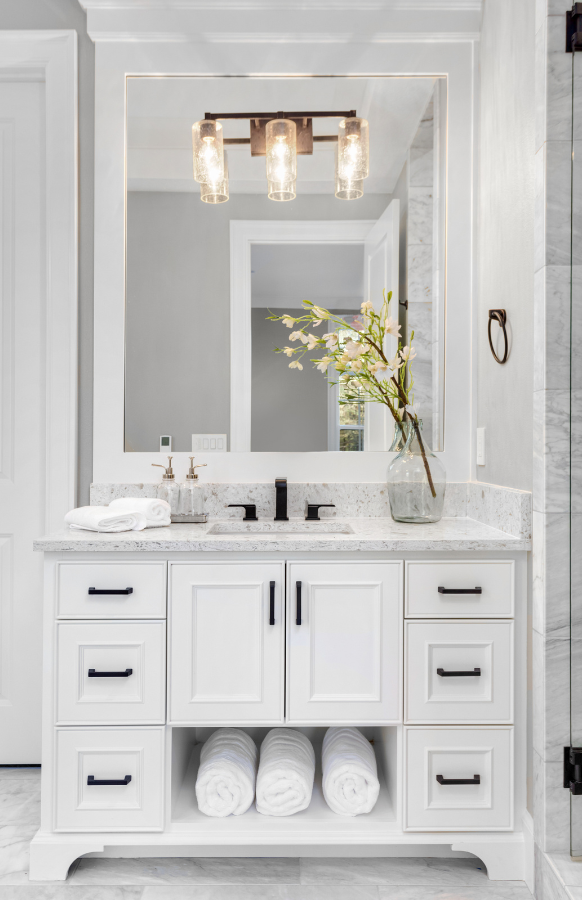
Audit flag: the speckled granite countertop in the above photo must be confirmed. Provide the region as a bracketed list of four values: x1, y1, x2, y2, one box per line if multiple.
[34, 517, 530, 553]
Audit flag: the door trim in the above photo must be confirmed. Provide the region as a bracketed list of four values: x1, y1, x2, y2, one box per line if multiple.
[0, 31, 78, 529]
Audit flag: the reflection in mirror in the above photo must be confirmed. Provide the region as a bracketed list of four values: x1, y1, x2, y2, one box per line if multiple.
[125, 76, 446, 453]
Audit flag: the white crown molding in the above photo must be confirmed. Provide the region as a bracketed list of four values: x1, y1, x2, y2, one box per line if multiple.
[91, 30, 480, 42]
[79, 0, 481, 9]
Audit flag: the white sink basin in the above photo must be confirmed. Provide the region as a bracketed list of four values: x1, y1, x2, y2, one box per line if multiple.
[207, 520, 354, 535]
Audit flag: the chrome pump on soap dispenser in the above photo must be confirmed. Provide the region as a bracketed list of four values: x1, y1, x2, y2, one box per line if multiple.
[175, 457, 207, 523]
[152, 456, 181, 518]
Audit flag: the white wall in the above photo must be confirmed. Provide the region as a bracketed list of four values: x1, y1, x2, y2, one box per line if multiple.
[476, 0, 535, 490]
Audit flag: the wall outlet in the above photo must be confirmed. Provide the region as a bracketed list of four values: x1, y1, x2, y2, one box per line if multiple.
[192, 434, 227, 452]
[476, 427, 486, 466]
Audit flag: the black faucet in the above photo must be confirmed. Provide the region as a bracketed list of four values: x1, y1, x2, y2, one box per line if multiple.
[274, 477, 288, 521]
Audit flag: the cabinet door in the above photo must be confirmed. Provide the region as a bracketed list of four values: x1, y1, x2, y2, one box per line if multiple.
[287, 562, 402, 723]
[169, 563, 284, 724]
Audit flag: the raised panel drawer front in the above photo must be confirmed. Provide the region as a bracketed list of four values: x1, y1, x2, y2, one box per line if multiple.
[405, 561, 514, 618]
[404, 620, 513, 724]
[55, 728, 164, 831]
[286, 562, 402, 724]
[57, 563, 166, 619]
[404, 727, 513, 831]
[56, 622, 166, 725]
[169, 563, 284, 724]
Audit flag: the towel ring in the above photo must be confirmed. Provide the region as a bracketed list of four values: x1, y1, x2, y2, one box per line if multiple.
[488, 309, 508, 364]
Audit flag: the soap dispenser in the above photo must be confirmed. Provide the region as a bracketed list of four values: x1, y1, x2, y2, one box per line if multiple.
[175, 457, 207, 523]
[152, 456, 181, 517]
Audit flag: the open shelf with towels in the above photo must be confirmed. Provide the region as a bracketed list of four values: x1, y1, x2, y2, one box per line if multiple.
[169, 725, 399, 839]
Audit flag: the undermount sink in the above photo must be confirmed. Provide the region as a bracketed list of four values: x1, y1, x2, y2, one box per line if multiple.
[207, 520, 354, 535]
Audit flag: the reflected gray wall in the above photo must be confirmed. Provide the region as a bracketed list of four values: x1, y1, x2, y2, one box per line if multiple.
[125, 191, 392, 452]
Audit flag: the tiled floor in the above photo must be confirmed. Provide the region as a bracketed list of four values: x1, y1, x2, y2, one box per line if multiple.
[0, 767, 533, 899]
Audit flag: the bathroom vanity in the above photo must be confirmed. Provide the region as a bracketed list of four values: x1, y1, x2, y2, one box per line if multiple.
[30, 517, 528, 881]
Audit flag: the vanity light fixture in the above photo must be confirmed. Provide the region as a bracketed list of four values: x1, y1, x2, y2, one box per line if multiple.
[193, 110, 369, 202]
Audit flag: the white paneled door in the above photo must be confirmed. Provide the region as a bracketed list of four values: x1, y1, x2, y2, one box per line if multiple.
[0, 80, 46, 762]
[0, 32, 77, 762]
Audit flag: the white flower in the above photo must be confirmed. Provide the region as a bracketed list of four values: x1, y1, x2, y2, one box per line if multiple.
[289, 331, 302, 342]
[312, 306, 328, 320]
[351, 358, 364, 373]
[400, 345, 417, 362]
[345, 340, 366, 359]
[289, 360, 303, 370]
[323, 332, 339, 349]
[312, 319, 323, 326]
[298, 332, 310, 345]
[388, 354, 404, 370]
[281, 315, 296, 328]
[306, 333, 320, 350]
[369, 360, 388, 375]
[384, 316, 401, 338]
[282, 347, 294, 357]
[340, 372, 350, 382]
[361, 300, 374, 312]
[316, 355, 332, 372]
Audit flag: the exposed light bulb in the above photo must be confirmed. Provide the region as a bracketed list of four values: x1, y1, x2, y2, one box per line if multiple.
[266, 119, 297, 201]
[334, 146, 364, 200]
[200, 152, 229, 204]
[192, 119, 224, 184]
[337, 117, 369, 181]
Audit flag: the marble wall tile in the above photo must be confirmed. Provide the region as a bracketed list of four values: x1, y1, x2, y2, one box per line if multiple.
[534, 749, 545, 849]
[408, 188, 433, 246]
[544, 141, 574, 268]
[532, 511, 570, 638]
[533, 389, 571, 514]
[408, 245, 432, 303]
[536, 144, 548, 275]
[543, 760, 571, 853]
[537, 849, 572, 900]
[545, 15, 574, 143]
[409, 147, 433, 188]
[533, 266, 571, 392]
[536, 19, 548, 153]
[533, 630, 547, 760]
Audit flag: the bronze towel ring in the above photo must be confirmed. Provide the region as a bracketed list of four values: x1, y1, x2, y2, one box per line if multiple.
[488, 309, 508, 364]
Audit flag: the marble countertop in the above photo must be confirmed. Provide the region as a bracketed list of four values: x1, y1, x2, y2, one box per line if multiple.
[34, 517, 530, 553]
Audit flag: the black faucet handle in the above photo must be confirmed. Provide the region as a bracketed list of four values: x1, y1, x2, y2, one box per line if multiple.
[305, 503, 336, 521]
[227, 504, 258, 521]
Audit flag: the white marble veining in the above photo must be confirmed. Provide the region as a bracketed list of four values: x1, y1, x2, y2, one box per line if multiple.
[466, 482, 532, 540]
[300, 858, 488, 886]
[376, 888, 532, 899]
[34, 516, 529, 553]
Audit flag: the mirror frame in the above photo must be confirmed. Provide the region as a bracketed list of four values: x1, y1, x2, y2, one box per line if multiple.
[91, 9, 477, 484]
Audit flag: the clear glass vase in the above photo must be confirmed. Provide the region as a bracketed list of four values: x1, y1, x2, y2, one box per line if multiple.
[387, 419, 446, 523]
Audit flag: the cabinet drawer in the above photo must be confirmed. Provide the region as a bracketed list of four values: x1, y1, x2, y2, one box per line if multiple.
[57, 563, 166, 618]
[55, 728, 164, 831]
[405, 561, 514, 618]
[404, 621, 513, 723]
[56, 622, 166, 725]
[404, 727, 513, 831]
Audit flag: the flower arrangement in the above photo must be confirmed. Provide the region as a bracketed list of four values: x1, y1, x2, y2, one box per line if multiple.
[268, 291, 437, 497]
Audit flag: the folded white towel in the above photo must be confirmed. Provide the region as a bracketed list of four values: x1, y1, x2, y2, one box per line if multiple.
[64, 506, 147, 533]
[109, 497, 171, 527]
[256, 728, 315, 817]
[322, 727, 380, 817]
[196, 728, 258, 818]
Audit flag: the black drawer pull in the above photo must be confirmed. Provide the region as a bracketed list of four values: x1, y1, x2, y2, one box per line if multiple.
[269, 581, 275, 626]
[296, 581, 302, 626]
[87, 775, 132, 786]
[88, 587, 133, 595]
[437, 667, 481, 677]
[438, 586, 482, 595]
[88, 668, 133, 678]
[437, 774, 480, 785]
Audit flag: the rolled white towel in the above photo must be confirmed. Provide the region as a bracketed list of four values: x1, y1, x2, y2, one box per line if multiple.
[256, 728, 315, 817]
[109, 497, 171, 527]
[196, 728, 258, 818]
[64, 506, 147, 533]
[322, 726, 380, 817]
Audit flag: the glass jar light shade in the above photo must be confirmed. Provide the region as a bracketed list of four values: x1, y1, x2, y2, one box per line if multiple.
[335, 147, 364, 200]
[337, 117, 369, 181]
[192, 119, 224, 184]
[200, 152, 229, 204]
[266, 119, 297, 193]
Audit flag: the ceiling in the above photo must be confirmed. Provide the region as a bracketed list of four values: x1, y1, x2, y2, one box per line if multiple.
[127, 75, 438, 195]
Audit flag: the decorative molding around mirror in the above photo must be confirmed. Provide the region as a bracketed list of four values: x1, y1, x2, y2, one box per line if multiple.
[90, 3, 477, 483]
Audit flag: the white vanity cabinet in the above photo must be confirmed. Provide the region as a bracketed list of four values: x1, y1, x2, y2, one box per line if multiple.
[31, 545, 528, 883]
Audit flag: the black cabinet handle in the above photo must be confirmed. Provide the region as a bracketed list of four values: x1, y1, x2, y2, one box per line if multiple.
[269, 581, 275, 626]
[88, 668, 133, 678]
[296, 581, 302, 626]
[88, 587, 133, 595]
[87, 775, 132, 786]
[437, 667, 481, 677]
[305, 502, 335, 521]
[438, 586, 482, 595]
[227, 504, 258, 521]
[436, 774, 480, 785]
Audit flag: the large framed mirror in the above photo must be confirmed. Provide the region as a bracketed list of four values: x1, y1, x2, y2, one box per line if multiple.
[125, 75, 447, 455]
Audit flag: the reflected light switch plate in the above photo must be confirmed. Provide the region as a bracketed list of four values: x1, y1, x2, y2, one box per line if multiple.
[192, 434, 227, 452]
